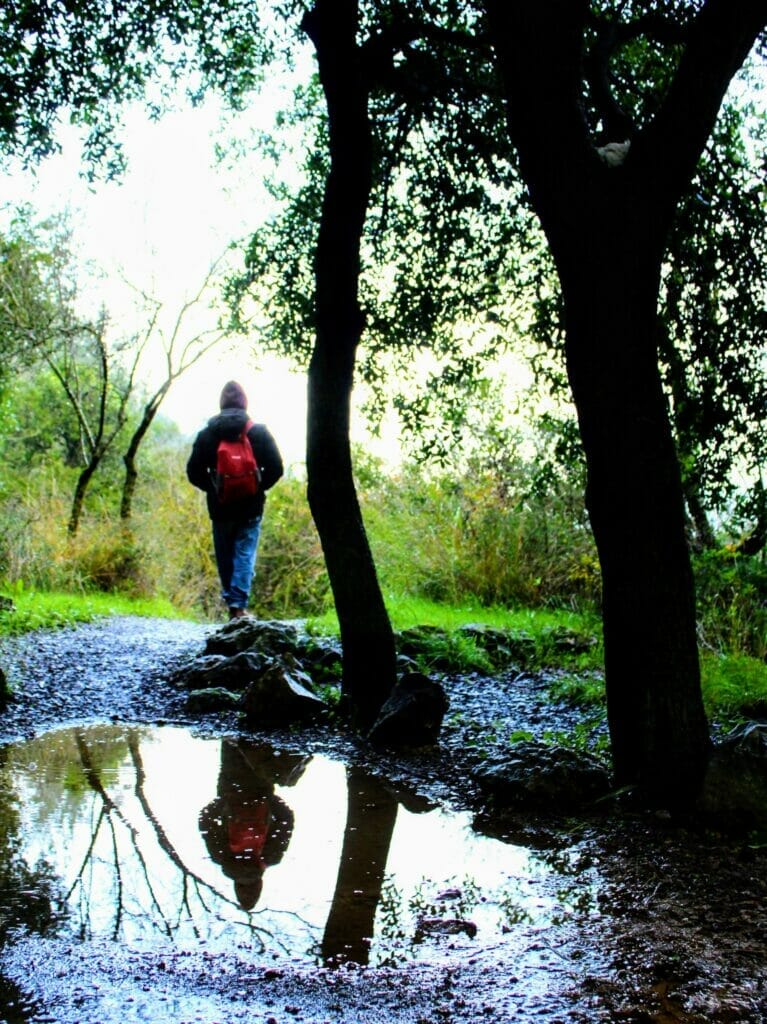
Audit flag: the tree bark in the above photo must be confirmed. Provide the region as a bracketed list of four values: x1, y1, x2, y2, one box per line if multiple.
[485, 0, 764, 800]
[558, 235, 710, 798]
[120, 386, 169, 520]
[68, 457, 101, 536]
[303, 0, 398, 730]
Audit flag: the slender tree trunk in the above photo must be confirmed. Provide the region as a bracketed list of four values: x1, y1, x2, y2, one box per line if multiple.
[68, 459, 101, 536]
[303, 0, 397, 730]
[321, 767, 398, 964]
[121, 389, 168, 520]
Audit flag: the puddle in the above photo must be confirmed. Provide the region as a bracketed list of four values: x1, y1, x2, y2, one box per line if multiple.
[0, 724, 597, 970]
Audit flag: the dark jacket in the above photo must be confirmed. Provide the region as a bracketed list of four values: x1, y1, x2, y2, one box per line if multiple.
[186, 407, 283, 522]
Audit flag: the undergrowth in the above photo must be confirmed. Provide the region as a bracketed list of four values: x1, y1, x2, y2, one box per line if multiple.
[546, 655, 767, 732]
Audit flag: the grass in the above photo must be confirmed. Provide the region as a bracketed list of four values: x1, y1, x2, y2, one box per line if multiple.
[307, 593, 604, 673]
[0, 588, 189, 637]
[700, 652, 767, 725]
[309, 593, 599, 636]
[545, 652, 767, 731]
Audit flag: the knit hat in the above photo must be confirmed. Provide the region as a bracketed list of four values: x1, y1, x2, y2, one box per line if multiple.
[220, 380, 248, 410]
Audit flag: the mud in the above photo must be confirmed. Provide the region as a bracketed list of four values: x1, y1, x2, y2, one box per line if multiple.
[1, 616, 766, 1023]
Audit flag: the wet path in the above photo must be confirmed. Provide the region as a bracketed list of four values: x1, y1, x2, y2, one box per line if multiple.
[0, 617, 212, 743]
[1, 617, 766, 1023]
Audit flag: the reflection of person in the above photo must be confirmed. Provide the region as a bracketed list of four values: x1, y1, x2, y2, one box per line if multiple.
[199, 740, 307, 910]
[186, 380, 283, 620]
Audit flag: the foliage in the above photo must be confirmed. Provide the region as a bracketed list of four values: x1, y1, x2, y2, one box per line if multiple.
[700, 652, 767, 726]
[252, 476, 331, 618]
[544, 653, 767, 734]
[658, 91, 767, 542]
[358, 448, 599, 613]
[0, 0, 277, 176]
[0, 213, 67, 392]
[694, 547, 767, 660]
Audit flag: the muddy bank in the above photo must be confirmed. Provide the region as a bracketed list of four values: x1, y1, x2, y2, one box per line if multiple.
[1, 616, 766, 1023]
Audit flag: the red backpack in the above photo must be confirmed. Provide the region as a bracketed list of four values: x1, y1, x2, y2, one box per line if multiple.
[215, 420, 260, 504]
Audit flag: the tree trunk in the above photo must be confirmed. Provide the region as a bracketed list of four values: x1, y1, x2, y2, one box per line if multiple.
[121, 389, 168, 520]
[304, 0, 398, 731]
[558, 237, 711, 800]
[68, 459, 100, 536]
[483, 0, 763, 802]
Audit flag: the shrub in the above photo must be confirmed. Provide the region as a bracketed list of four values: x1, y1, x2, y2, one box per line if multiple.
[359, 458, 599, 613]
[694, 548, 767, 660]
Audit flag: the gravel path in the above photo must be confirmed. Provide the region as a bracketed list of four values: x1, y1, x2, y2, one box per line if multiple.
[0, 616, 213, 743]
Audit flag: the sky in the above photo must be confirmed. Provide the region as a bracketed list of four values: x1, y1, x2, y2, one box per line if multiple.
[0, 75, 321, 469]
[0, 56, 536, 473]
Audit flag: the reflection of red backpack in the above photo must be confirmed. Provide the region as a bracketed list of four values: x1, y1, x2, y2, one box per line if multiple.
[228, 802, 270, 858]
[215, 420, 260, 504]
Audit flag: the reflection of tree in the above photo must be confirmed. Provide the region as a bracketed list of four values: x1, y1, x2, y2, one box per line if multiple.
[199, 740, 307, 911]
[321, 768, 398, 966]
[66, 729, 312, 950]
[0, 747, 65, 946]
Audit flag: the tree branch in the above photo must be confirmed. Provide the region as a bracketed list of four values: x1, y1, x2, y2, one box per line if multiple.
[637, 0, 766, 205]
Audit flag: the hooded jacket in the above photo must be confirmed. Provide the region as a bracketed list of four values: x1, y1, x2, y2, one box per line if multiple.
[186, 407, 283, 522]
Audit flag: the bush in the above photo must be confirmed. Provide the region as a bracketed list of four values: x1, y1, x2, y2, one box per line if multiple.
[359, 458, 599, 612]
[694, 548, 767, 660]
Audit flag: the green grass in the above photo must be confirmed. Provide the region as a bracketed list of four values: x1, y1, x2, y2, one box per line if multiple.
[701, 652, 767, 724]
[545, 652, 767, 729]
[5, 587, 765, 730]
[309, 593, 599, 635]
[0, 588, 189, 637]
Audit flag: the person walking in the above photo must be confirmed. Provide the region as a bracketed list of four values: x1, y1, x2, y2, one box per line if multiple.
[187, 380, 283, 619]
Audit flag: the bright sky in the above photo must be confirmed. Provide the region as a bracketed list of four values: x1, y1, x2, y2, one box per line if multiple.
[0, 62, 534, 472]
[0, 74, 322, 469]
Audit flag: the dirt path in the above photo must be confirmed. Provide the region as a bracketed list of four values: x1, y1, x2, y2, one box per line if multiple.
[1, 617, 766, 1023]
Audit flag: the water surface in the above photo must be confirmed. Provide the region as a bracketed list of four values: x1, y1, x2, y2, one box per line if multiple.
[0, 724, 591, 968]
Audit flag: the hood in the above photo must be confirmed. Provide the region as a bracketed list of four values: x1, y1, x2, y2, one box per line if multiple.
[207, 407, 250, 441]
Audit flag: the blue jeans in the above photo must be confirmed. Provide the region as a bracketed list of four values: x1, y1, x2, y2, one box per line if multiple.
[211, 516, 263, 610]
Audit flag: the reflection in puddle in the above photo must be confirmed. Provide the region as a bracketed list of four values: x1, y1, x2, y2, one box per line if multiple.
[0, 725, 595, 966]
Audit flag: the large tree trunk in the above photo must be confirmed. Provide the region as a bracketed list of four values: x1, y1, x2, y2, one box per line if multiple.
[480, 0, 765, 800]
[558, 233, 710, 799]
[303, 0, 397, 731]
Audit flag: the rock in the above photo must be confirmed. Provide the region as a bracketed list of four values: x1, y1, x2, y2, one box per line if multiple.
[414, 915, 478, 941]
[0, 664, 9, 707]
[475, 740, 610, 810]
[542, 625, 598, 655]
[698, 721, 767, 830]
[204, 619, 301, 658]
[174, 651, 268, 692]
[185, 687, 241, 713]
[297, 638, 343, 682]
[171, 654, 229, 689]
[457, 625, 537, 667]
[240, 657, 327, 727]
[367, 672, 449, 748]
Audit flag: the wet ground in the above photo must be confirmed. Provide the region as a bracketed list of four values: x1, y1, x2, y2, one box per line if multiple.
[1, 617, 766, 1023]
